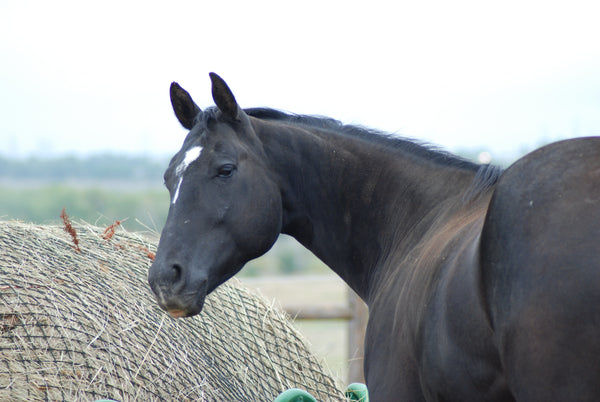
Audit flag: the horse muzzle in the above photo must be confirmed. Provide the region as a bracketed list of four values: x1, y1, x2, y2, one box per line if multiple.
[148, 262, 208, 318]
[154, 286, 207, 318]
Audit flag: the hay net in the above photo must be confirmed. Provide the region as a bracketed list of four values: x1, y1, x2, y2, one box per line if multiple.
[0, 221, 344, 401]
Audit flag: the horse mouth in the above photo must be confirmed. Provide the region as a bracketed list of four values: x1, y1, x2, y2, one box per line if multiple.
[167, 308, 192, 319]
[152, 286, 206, 318]
[160, 297, 204, 318]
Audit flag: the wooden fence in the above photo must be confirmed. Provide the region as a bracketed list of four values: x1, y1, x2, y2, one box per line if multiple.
[241, 276, 369, 384]
[285, 289, 368, 384]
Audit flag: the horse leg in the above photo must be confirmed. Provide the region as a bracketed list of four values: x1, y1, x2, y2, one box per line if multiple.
[364, 314, 427, 402]
[364, 356, 426, 402]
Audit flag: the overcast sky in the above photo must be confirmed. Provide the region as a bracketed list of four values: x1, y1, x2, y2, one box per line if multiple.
[1, 0, 600, 162]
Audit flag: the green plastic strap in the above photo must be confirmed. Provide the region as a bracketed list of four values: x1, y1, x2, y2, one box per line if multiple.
[274, 388, 317, 402]
[345, 382, 369, 402]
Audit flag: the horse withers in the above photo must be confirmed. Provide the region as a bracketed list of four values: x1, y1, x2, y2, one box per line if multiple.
[148, 73, 600, 401]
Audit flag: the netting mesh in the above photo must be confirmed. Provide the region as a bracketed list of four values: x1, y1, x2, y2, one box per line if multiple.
[0, 221, 344, 401]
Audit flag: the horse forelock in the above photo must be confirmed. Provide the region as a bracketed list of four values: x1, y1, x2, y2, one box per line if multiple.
[192, 106, 220, 129]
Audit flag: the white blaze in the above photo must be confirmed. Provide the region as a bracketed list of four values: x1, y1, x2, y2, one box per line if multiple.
[172, 146, 203, 204]
[172, 177, 184, 205]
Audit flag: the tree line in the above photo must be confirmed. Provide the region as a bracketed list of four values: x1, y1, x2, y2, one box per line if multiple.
[0, 154, 168, 183]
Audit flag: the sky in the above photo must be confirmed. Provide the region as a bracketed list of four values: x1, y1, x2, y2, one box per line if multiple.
[1, 0, 600, 163]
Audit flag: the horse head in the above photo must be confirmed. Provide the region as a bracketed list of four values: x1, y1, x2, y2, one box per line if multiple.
[148, 73, 282, 318]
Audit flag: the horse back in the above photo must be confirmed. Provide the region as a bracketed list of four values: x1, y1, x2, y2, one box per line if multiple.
[480, 137, 600, 400]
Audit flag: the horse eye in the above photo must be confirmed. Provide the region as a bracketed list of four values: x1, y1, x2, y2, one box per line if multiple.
[217, 164, 236, 178]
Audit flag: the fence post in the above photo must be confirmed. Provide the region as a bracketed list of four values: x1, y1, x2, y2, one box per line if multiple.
[347, 288, 368, 384]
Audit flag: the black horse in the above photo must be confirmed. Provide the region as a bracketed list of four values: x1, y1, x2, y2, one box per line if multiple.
[148, 73, 600, 401]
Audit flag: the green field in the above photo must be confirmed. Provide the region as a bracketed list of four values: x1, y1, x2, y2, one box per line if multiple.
[0, 183, 169, 232]
[0, 181, 333, 277]
[0, 154, 169, 231]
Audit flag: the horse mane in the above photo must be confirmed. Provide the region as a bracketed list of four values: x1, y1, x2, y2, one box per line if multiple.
[246, 107, 503, 199]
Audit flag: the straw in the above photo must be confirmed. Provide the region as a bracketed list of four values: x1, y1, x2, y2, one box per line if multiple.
[0, 221, 344, 401]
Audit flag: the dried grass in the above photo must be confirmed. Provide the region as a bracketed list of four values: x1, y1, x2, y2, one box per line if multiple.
[0, 221, 344, 401]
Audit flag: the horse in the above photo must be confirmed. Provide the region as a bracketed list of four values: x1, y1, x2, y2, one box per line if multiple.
[148, 73, 600, 401]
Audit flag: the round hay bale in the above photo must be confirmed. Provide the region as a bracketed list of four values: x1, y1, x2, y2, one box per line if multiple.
[0, 221, 344, 401]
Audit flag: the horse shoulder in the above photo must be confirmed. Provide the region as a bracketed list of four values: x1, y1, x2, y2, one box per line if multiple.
[366, 204, 510, 400]
[418, 215, 511, 401]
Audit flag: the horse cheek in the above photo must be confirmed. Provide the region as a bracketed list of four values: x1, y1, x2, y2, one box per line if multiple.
[234, 191, 281, 259]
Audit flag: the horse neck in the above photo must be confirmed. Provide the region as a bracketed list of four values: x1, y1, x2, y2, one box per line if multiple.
[256, 119, 480, 303]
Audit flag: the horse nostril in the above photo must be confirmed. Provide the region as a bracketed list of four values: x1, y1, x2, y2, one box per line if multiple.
[172, 263, 183, 282]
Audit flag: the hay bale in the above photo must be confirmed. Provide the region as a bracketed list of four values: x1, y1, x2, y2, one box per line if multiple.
[0, 221, 344, 401]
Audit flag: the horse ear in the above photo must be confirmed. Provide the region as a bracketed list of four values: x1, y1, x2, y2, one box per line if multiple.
[209, 72, 241, 121]
[170, 82, 202, 130]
